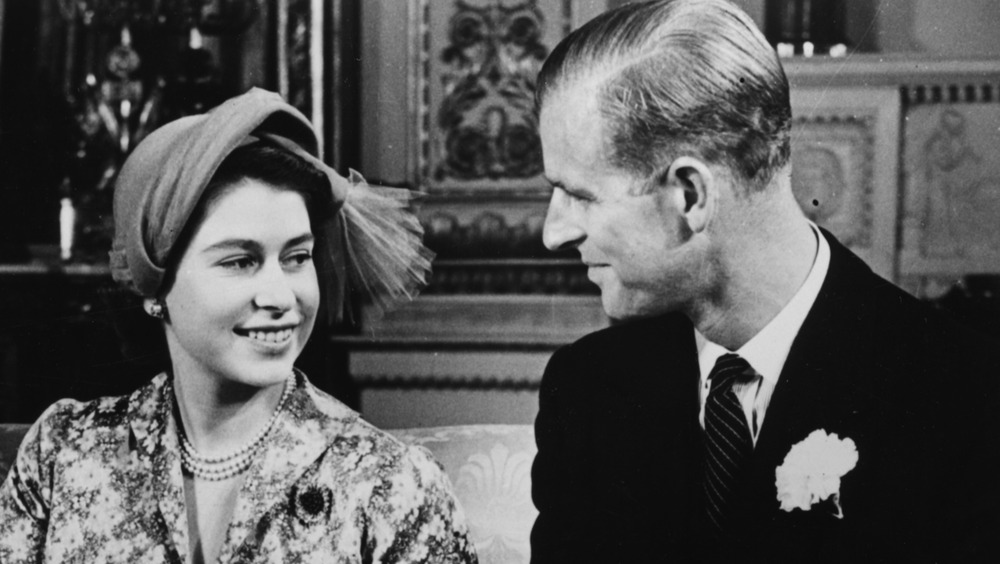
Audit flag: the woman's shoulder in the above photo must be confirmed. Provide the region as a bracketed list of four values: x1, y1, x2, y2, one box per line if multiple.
[287, 381, 475, 561]
[29, 389, 133, 440]
[5, 386, 148, 486]
[303, 382, 404, 447]
[22, 374, 163, 453]
[298, 376, 438, 475]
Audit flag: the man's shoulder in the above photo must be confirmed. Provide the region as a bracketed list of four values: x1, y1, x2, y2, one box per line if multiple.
[563, 311, 691, 355]
[822, 233, 944, 329]
[543, 312, 694, 390]
[820, 235, 999, 370]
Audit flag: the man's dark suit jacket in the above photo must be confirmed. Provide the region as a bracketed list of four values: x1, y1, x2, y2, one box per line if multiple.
[530, 232, 1000, 563]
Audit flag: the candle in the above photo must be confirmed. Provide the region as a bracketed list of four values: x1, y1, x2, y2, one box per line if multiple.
[764, 0, 847, 56]
[59, 197, 76, 261]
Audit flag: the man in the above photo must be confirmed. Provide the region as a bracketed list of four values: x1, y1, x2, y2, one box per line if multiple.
[529, 1, 1000, 562]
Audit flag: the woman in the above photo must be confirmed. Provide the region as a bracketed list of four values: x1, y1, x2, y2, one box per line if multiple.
[0, 89, 477, 563]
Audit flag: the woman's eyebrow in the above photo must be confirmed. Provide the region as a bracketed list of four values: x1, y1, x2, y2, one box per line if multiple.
[284, 233, 315, 249]
[201, 233, 314, 254]
[201, 239, 262, 254]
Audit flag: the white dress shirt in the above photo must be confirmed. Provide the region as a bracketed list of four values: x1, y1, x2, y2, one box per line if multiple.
[697, 223, 831, 444]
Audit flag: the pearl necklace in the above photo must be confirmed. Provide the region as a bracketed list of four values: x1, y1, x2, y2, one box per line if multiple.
[175, 372, 295, 481]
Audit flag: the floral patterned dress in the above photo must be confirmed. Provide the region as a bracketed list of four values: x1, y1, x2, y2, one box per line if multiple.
[0, 372, 478, 563]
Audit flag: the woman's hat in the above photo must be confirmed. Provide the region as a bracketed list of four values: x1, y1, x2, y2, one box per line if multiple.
[110, 87, 432, 318]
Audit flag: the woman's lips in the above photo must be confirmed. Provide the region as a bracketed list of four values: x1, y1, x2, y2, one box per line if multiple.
[246, 328, 293, 343]
[234, 326, 296, 348]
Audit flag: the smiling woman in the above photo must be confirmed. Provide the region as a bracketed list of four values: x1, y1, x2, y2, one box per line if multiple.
[162, 158, 323, 395]
[0, 89, 476, 564]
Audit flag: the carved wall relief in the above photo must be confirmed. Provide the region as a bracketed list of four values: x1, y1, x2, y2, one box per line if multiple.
[434, 0, 549, 183]
[276, 0, 354, 169]
[411, 0, 596, 195]
[903, 103, 1000, 274]
[790, 116, 874, 249]
[790, 87, 901, 280]
[419, 206, 593, 295]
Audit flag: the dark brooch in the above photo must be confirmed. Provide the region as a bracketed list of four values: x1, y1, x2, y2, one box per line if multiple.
[292, 485, 332, 526]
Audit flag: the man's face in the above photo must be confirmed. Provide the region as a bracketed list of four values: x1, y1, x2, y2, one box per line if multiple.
[539, 84, 696, 320]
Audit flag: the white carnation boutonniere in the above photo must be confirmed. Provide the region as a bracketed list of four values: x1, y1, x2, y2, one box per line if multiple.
[775, 429, 859, 519]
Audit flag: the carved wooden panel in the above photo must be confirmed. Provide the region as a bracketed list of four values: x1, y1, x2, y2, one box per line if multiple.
[790, 87, 901, 280]
[276, 0, 350, 168]
[408, 0, 606, 195]
[790, 117, 874, 248]
[902, 103, 1000, 276]
[360, 295, 607, 343]
[418, 196, 591, 295]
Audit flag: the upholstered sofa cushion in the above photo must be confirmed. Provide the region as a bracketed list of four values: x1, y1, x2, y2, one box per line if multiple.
[390, 425, 537, 564]
[1, 423, 536, 564]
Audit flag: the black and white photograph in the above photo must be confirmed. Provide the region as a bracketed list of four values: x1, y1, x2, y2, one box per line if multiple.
[1, 1, 999, 562]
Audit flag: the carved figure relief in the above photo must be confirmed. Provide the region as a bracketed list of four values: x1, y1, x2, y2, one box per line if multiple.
[921, 109, 983, 256]
[790, 117, 874, 249]
[905, 105, 1000, 261]
[435, 0, 549, 182]
[284, 0, 315, 115]
[793, 147, 847, 229]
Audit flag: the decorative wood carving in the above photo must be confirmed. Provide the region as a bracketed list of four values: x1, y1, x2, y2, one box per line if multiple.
[423, 208, 548, 259]
[420, 205, 592, 294]
[356, 374, 541, 391]
[357, 294, 607, 344]
[902, 103, 1000, 275]
[432, 0, 549, 183]
[789, 87, 901, 280]
[346, 344, 551, 388]
[781, 53, 1000, 294]
[408, 0, 603, 195]
[278, 0, 317, 121]
[277, 0, 347, 167]
[790, 114, 875, 248]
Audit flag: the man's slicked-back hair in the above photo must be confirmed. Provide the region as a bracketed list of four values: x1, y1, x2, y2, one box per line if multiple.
[536, 0, 791, 192]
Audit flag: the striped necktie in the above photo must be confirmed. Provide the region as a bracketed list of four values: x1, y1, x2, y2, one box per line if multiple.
[703, 353, 756, 536]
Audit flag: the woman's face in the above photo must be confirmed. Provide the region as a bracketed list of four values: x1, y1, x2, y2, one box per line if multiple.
[161, 179, 320, 389]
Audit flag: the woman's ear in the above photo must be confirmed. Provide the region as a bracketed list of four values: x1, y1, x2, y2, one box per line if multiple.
[663, 156, 715, 233]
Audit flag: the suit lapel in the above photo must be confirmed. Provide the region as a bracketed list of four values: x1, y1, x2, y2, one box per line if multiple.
[607, 315, 702, 543]
[739, 232, 881, 547]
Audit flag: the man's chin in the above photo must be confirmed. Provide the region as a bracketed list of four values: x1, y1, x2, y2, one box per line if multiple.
[600, 291, 672, 322]
[600, 293, 640, 321]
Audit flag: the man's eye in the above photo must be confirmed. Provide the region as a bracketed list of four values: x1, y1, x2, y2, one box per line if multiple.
[555, 185, 586, 202]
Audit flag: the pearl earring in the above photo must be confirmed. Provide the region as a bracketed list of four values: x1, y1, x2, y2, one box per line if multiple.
[146, 300, 166, 319]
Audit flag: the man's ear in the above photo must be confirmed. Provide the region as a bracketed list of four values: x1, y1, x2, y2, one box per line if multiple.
[662, 156, 714, 233]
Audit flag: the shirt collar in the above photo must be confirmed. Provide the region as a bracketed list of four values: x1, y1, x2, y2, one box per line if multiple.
[698, 222, 831, 383]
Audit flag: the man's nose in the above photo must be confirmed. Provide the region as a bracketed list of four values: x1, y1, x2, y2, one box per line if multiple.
[253, 262, 296, 313]
[542, 189, 585, 251]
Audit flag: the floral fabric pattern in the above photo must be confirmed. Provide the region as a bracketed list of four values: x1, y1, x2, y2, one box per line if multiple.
[0, 372, 478, 563]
